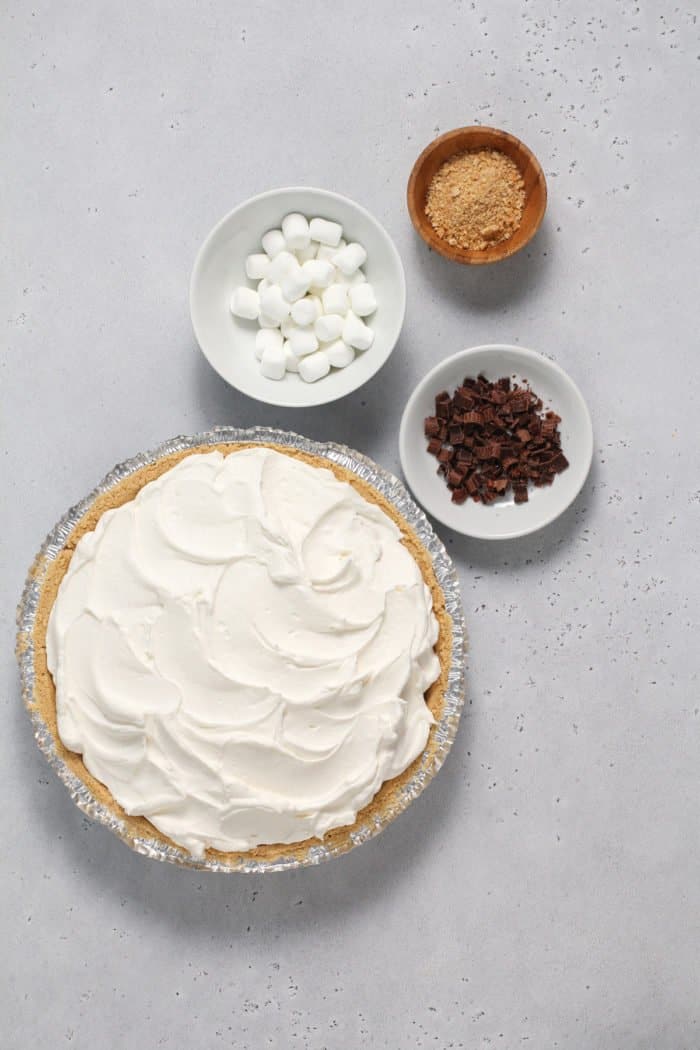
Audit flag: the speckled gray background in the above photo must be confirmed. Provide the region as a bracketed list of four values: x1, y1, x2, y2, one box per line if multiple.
[2, 1, 699, 1047]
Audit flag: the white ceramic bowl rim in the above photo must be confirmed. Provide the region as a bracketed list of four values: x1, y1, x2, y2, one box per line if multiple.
[399, 344, 594, 540]
[189, 186, 406, 408]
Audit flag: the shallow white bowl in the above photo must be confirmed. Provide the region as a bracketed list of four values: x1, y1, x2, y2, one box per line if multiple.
[190, 187, 406, 408]
[399, 345, 593, 540]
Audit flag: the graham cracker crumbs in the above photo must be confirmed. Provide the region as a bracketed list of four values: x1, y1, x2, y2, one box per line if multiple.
[425, 149, 526, 251]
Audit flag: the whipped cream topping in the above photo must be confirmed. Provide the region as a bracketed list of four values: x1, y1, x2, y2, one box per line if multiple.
[46, 448, 441, 856]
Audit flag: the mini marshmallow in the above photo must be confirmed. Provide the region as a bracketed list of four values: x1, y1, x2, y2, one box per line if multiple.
[309, 217, 343, 247]
[316, 240, 346, 262]
[301, 258, 335, 289]
[245, 253, 270, 280]
[296, 242, 318, 264]
[258, 312, 281, 329]
[349, 282, 377, 317]
[288, 327, 319, 358]
[333, 268, 366, 287]
[291, 295, 322, 326]
[281, 213, 311, 250]
[261, 229, 286, 258]
[322, 283, 349, 316]
[332, 242, 367, 276]
[314, 313, 345, 342]
[342, 310, 374, 351]
[230, 286, 260, 320]
[267, 250, 299, 284]
[259, 284, 291, 323]
[260, 342, 286, 380]
[280, 267, 312, 303]
[234, 216, 373, 384]
[299, 350, 331, 383]
[283, 341, 300, 372]
[325, 339, 355, 369]
[255, 328, 283, 361]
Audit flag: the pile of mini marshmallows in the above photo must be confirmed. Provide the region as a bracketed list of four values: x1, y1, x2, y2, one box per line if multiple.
[230, 214, 377, 383]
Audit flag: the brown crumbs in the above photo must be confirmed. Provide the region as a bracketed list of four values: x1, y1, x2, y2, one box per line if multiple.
[423, 375, 568, 506]
[425, 149, 526, 251]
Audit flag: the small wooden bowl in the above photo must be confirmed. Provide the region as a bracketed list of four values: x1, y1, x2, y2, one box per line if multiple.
[407, 126, 547, 265]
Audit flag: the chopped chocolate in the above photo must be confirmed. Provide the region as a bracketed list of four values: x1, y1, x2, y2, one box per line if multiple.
[454, 387, 474, 410]
[423, 373, 569, 507]
[509, 393, 529, 414]
[474, 444, 493, 460]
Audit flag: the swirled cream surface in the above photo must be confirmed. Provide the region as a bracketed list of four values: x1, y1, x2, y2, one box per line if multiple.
[46, 449, 441, 856]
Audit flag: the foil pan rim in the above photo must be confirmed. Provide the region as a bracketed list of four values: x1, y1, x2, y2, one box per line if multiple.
[16, 426, 467, 873]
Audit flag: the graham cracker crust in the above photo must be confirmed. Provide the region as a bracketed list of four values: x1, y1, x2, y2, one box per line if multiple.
[26, 442, 453, 866]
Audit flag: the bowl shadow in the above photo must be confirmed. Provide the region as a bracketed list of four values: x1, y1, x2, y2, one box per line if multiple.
[410, 220, 553, 312]
[192, 330, 408, 457]
[424, 456, 598, 573]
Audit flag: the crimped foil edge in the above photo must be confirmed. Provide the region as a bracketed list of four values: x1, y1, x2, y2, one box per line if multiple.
[16, 427, 466, 873]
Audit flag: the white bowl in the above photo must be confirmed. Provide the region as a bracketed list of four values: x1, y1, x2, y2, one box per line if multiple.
[399, 345, 593, 540]
[190, 187, 406, 408]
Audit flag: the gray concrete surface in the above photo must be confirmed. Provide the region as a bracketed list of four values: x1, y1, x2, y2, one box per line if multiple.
[2, 1, 699, 1047]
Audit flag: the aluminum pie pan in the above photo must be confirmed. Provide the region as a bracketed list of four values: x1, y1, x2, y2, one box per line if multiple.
[16, 426, 467, 873]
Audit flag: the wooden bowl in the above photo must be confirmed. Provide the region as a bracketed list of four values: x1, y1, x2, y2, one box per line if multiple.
[407, 126, 547, 265]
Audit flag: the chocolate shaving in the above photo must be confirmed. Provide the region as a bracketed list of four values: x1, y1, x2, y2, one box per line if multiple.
[462, 410, 484, 426]
[425, 375, 569, 506]
[454, 387, 474, 410]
